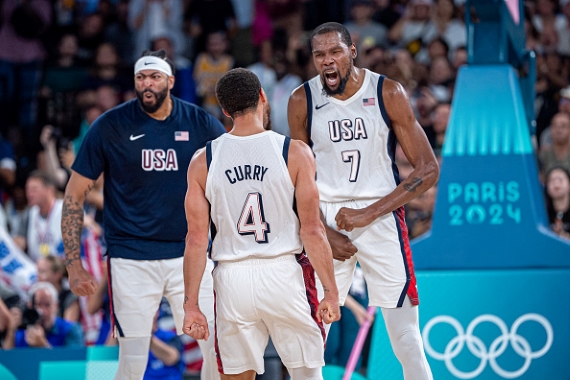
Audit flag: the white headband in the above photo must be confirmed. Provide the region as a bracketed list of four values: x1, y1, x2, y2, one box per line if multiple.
[134, 56, 172, 76]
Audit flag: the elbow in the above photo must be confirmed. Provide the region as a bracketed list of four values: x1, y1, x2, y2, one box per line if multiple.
[300, 224, 326, 243]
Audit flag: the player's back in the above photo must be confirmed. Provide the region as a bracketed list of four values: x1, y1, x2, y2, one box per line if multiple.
[205, 131, 303, 262]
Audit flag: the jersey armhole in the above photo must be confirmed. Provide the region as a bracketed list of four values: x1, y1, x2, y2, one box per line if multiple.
[206, 141, 212, 171]
[303, 82, 313, 144]
[377, 75, 392, 129]
[282, 136, 291, 166]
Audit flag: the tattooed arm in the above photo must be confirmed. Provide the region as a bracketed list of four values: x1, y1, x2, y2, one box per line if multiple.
[335, 79, 440, 232]
[62, 171, 97, 296]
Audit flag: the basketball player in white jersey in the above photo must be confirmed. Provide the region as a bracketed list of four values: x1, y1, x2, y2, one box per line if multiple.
[288, 22, 439, 379]
[182, 68, 341, 380]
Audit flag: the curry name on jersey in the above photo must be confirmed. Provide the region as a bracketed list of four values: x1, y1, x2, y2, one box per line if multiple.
[205, 131, 303, 262]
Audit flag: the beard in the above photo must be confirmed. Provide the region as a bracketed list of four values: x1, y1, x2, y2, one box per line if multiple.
[321, 62, 352, 97]
[136, 87, 168, 114]
[263, 101, 272, 131]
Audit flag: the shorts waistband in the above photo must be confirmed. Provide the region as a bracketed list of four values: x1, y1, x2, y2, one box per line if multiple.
[217, 254, 296, 266]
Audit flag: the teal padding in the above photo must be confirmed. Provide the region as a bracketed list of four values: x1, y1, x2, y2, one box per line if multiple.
[322, 365, 369, 380]
[87, 345, 119, 361]
[443, 65, 532, 157]
[39, 361, 86, 380]
[0, 364, 18, 380]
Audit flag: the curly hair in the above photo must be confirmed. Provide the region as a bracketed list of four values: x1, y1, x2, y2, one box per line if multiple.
[215, 68, 261, 118]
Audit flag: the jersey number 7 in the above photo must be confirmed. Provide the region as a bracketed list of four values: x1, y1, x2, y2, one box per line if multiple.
[342, 149, 361, 182]
[237, 192, 271, 243]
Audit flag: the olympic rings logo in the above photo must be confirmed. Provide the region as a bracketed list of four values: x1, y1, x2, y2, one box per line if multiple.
[422, 314, 553, 379]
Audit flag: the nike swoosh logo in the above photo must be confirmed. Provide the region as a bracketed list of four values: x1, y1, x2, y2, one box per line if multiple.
[144, 62, 152, 65]
[130, 134, 145, 141]
[315, 102, 330, 110]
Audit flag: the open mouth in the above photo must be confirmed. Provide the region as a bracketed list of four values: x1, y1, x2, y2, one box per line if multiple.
[324, 69, 339, 87]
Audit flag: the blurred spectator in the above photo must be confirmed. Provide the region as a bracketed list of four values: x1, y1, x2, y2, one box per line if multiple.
[4, 183, 29, 237]
[229, 0, 255, 67]
[388, 0, 433, 56]
[152, 35, 197, 104]
[0, 133, 17, 211]
[38, 125, 71, 192]
[75, 13, 106, 63]
[427, 56, 455, 102]
[184, 0, 237, 57]
[558, 0, 570, 56]
[86, 259, 112, 345]
[0, 0, 52, 161]
[4, 281, 84, 348]
[82, 42, 132, 97]
[144, 310, 185, 380]
[129, 0, 186, 63]
[14, 170, 64, 261]
[268, 51, 302, 136]
[248, 39, 278, 100]
[451, 45, 467, 71]
[544, 166, 570, 239]
[428, 102, 451, 156]
[73, 106, 103, 154]
[193, 31, 234, 120]
[344, 0, 388, 53]
[0, 297, 11, 347]
[406, 185, 437, 239]
[372, 0, 402, 30]
[532, 0, 565, 36]
[39, 33, 88, 136]
[36, 255, 80, 322]
[360, 43, 387, 71]
[426, 37, 450, 63]
[539, 111, 570, 175]
[104, 0, 135, 65]
[535, 52, 569, 143]
[251, 0, 274, 48]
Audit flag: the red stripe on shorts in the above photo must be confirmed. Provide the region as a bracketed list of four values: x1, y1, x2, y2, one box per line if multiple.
[296, 253, 326, 345]
[213, 290, 224, 374]
[394, 206, 419, 306]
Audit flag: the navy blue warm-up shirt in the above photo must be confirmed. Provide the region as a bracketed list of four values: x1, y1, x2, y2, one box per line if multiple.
[72, 96, 226, 260]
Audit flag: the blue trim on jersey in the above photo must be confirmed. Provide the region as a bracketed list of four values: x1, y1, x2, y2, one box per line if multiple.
[377, 75, 391, 129]
[378, 76, 402, 186]
[392, 209, 411, 307]
[206, 141, 213, 171]
[303, 82, 314, 148]
[282, 137, 291, 166]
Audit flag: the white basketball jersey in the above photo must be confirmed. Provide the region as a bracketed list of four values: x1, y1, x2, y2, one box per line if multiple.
[305, 69, 399, 202]
[27, 198, 64, 261]
[205, 131, 303, 262]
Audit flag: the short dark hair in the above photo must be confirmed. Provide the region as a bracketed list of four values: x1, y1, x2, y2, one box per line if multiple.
[27, 170, 55, 188]
[139, 49, 176, 76]
[310, 22, 353, 51]
[215, 68, 262, 118]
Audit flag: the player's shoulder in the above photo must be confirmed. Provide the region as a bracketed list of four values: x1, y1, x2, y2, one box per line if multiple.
[288, 138, 313, 160]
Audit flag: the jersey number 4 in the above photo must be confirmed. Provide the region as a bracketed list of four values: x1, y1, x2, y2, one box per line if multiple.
[342, 150, 361, 182]
[237, 193, 271, 243]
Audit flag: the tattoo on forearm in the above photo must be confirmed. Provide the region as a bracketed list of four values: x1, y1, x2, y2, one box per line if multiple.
[403, 177, 423, 192]
[184, 296, 188, 304]
[61, 194, 86, 268]
[323, 286, 330, 293]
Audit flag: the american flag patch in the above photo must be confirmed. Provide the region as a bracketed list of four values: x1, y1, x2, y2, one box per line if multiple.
[363, 98, 376, 106]
[175, 131, 189, 141]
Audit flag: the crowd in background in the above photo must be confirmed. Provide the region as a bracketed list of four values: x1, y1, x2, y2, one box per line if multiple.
[0, 0, 569, 377]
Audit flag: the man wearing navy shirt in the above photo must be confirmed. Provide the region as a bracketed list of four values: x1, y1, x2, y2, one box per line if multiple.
[61, 49, 225, 380]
